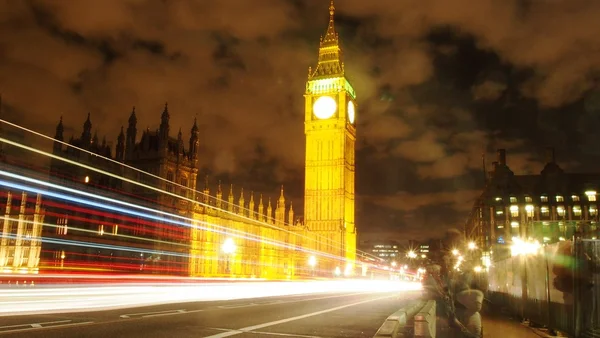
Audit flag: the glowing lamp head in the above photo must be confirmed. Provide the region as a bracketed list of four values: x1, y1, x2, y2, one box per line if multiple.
[222, 238, 237, 254]
[308, 255, 317, 267]
[313, 96, 337, 119]
[347, 101, 355, 124]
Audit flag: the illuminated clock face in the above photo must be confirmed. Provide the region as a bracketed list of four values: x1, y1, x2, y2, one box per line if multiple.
[347, 101, 355, 124]
[313, 96, 337, 119]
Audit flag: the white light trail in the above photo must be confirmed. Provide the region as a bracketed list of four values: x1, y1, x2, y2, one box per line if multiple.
[0, 119, 385, 264]
[0, 280, 422, 316]
[0, 173, 335, 260]
[0, 143, 353, 266]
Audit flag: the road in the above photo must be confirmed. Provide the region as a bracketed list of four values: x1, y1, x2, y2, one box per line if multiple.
[0, 290, 419, 337]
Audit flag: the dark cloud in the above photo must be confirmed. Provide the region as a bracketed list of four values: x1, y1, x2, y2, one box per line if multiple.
[1, 0, 600, 242]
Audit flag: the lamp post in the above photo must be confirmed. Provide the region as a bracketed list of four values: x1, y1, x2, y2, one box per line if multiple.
[222, 238, 237, 275]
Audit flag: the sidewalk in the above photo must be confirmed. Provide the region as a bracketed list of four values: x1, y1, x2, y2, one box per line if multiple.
[436, 305, 561, 338]
[480, 306, 559, 338]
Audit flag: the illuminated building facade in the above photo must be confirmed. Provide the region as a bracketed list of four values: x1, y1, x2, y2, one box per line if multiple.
[41, 1, 355, 278]
[0, 191, 44, 273]
[46, 106, 316, 278]
[465, 148, 600, 261]
[120, 104, 199, 273]
[189, 185, 316, 279]
[303, 0, 357, 274]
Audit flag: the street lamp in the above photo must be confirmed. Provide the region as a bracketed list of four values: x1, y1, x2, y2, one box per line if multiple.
[334, 266, 341, 277]
[344, 264, 351, 277]
[308, 255, 317, 276]
[407, 250, 417, 259]
[468, 241, 477, 250]
[222, 238, 237, 274]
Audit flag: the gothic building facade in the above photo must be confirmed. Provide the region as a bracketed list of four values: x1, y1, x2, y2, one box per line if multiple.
[46, 103, 317, 278]
[0, 191, 44, 274]
[39, 0, 356, 278]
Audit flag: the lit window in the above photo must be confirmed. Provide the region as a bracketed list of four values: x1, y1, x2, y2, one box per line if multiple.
[541, 206, 549, 217]
[573, 206, 582, 217]
[525, 204, 534, 217]
[556, 196, 564, 202]
[557, 206, 565, 217]
[525, 196, 532, 203]
[511, 221, 519, 228]
[586, 191, 597, 202]
[112, 224, 118, 235]
[510, 197, 517, 203]
[496, 209, 504, 215]
[84, 176, 90, 183]
[572, 195, 580, 202]
[509, 205, 519, 217]
[57, 217, 68, 235]
[541, 196, 548, 203]
[590, 207, 598, 217]
[98, 224, 104, 236]
[495, 197, 502, 202]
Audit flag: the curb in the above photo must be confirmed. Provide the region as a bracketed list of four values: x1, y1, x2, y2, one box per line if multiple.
[373, 300, 426, 338]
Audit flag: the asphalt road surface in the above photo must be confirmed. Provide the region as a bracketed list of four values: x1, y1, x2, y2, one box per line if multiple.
[0, 290, 420, 338]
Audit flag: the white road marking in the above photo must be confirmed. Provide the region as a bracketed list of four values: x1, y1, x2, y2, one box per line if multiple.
[201, 294, 396, 338]
[250, 331, 325, 338]
[0, 320, 71, 330]
[142, 309, 195, 318]
[208, 328, 324, 338]
[0, 321, 94, 334]
[120, 309, 186, 318]
[217, 304, 256, 309]
[117, 292, 365, 320]
[211, 293, 364, 311]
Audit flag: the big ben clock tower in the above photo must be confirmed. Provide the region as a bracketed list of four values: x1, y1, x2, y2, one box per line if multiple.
[304, 0, 356, 274]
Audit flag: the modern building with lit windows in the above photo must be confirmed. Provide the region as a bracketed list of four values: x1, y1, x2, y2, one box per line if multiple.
[358, 240, 401, 263]
[465, 148, 600, 261]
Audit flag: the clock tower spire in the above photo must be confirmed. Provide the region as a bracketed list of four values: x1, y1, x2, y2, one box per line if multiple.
[309, 0, 344, 80]
[303, 0, 357, 276]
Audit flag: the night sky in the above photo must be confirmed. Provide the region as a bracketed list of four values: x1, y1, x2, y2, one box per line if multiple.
[1, 0, 600, 242]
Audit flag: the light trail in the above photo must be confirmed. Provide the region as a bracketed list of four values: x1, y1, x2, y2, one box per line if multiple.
[0, 119, 385, 264]
[0, 135, 335, 254]
[0, 280, 422, 316]
[0, 170, 348, 265]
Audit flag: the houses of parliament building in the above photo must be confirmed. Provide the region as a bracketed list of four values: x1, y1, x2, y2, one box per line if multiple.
[0, 0, 357, 278]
